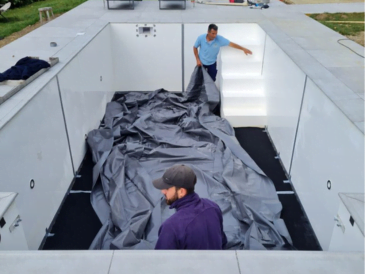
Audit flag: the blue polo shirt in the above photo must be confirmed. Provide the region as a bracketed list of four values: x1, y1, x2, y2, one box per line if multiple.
[194, 34, 230, 66]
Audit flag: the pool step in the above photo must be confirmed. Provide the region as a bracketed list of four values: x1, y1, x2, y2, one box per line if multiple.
[220, 77, 266, 127]
[219, 46, 266, 127]
[221, 107, 267, 127]
[221, 61, 262, 78]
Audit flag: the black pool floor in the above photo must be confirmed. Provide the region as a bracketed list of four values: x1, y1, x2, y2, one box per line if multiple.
[43, 127, 322, 251]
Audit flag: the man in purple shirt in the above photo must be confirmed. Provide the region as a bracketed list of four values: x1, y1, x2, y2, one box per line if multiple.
[193, 24, 253, 81]
[153, 164, 227, 249]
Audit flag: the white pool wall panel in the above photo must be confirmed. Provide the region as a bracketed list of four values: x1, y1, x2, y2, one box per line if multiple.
[262, 35, 307, 171]
[111, 24, 182, 92]
[57, 25, 114, 170]
[290, 78, 364, 251]
[0, 78, 74, 249]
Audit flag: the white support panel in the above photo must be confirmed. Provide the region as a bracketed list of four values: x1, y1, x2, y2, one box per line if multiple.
[0, 78, 74, 249]
[221, 77, 265, 109]
[111, 23, 182, 92]
[57, 25, 114, 170]
[329, 195, 364, 252]
[290, 78, 364, 251]
[221, 60, 262, 78]
[221, 77, 264, 94]
[223, 96, 265, 109]
[221, 107, 267, 127]
[263, 35, 306, 171]
[0, 193, 28, 250]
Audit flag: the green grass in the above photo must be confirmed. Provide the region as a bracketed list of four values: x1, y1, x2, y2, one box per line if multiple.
[0, 0, 88, 38]
[308, 12, 364, 36]
[320, 22, 364, 36]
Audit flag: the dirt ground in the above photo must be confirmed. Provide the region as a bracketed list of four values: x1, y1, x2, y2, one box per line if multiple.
[346, 31, 364, 46]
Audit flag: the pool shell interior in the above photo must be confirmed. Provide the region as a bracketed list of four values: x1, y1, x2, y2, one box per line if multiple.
[42, 93, 322, 251]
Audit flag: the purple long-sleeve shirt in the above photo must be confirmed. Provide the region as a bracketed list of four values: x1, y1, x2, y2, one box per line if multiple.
[155, 193, 227, 250]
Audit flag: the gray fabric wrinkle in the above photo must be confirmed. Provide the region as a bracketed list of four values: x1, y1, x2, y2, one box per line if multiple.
[87, 66, 293, 250]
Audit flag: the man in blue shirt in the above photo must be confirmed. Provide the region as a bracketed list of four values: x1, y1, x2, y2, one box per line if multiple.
[153, 164, 227, 249]
[194, 24, 253, 81]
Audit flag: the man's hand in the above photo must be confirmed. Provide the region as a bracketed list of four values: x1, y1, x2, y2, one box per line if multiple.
[229, 42, 253, 56]
[197, 59, 202, 66]
[243, 48, 252, 55]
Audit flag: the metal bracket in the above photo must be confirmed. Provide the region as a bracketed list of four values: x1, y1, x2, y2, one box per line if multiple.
[45, 228, 55, 237]
[274, 152, 280, 160]
[334, 214, 345, 233]
[9, 215, 22, 233]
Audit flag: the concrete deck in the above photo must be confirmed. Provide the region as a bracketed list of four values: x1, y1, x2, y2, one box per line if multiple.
[0, 250, 364, 274]
[0, 0, 363, 133]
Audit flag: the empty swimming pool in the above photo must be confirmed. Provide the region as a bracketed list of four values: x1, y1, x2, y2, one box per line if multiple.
[0, 22, 363, 254]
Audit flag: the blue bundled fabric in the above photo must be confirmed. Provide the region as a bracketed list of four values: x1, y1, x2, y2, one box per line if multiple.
[87, 66, 293, 250]
[0, 57, 50, 82]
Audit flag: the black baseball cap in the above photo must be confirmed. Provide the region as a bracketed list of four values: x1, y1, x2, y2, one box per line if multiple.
[153, 164, 197, 190]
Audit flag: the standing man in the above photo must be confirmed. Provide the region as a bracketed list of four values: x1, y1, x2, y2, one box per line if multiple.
[193, 24, 253, 81]
[153, 164, 227, 250]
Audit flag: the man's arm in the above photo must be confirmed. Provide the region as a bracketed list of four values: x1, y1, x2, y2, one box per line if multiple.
[229, 42, 252, 55]
[193, 47, 202, 67]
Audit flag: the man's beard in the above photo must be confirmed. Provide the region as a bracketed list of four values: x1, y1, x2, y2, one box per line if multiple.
[166, 190, 179, 205]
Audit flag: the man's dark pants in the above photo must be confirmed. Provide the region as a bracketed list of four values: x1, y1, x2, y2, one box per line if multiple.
[203, 62, 217, 82]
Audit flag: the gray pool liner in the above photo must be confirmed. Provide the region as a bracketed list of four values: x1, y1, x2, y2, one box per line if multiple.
[87, 66, 293, 250]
